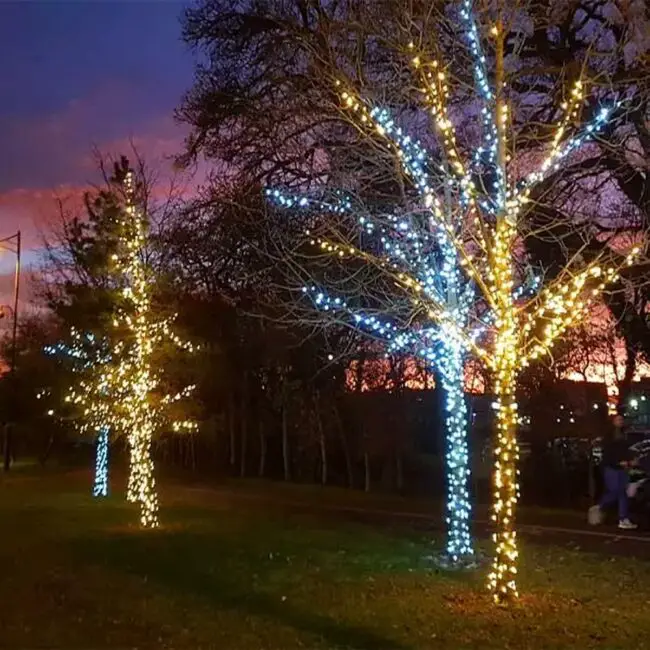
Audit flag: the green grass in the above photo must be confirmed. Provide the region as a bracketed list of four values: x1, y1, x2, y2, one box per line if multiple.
[1, 469, 649, 649]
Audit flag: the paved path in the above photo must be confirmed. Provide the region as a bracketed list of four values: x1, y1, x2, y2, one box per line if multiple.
[177, 483, 650, 559]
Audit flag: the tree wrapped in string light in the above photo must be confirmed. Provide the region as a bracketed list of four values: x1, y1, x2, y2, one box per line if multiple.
[44, 329, 113, 497]
[44, 165, 198, 528]
[267, 188, 489, 566]
[267, 1, 641, 602]
[107, 169, 198, 528]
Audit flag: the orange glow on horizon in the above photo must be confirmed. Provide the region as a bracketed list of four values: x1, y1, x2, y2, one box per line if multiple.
[345, 340, 649, 398]
[345, 356, 487, 393]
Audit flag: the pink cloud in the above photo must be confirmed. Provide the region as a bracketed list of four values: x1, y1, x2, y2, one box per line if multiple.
[0, 185, 86, 256]
[86, 115, 188, 168]
[0, 77, 206, 317]
[1, 79, 190, 193]
[0, 78, 198, 263]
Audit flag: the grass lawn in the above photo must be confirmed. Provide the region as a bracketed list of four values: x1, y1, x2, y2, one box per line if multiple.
[1, 468, 650, 649]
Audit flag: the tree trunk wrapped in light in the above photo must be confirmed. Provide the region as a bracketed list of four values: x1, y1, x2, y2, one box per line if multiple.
[438, 341, 472, 561]
[43, 330, 115, 498]
[92, 426, 110, 498]
[114, 170, 198, 528]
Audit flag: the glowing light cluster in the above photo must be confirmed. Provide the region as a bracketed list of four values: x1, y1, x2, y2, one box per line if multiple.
[438, 341, 471, 559]
[480, 99, 634, 601]
[265, 188, 352, 213]
[459, 0, 497, 178]
[474, 27, 630, 600]
[268, 34, 563, 569]
[407, 10, 636, 603]
[110, 170, 198, 528]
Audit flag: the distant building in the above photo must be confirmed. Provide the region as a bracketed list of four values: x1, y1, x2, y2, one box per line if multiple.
[623, 379, 650, 434]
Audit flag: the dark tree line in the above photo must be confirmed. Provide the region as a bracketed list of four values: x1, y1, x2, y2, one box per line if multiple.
[1, 1, 648, 505]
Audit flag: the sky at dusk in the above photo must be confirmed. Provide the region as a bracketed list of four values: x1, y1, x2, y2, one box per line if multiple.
[0, 2, 647, 392]
[0, 1, 195, 282]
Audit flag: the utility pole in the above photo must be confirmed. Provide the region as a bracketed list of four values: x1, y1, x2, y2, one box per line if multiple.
[3, 231, 21, 471]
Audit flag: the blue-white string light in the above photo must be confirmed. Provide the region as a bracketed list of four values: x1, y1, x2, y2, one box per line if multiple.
[267, 145, 477, 563]
[460, 0, 498, 193]
[518, 105, 617, 193]
[93, 425, 109, 497]
[44, 329, 113, 498]
[267, 95, 544, 564]
[267, 110, 548, 565]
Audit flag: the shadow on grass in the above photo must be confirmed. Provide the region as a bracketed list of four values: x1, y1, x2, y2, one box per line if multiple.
[69, 528, 413, 650]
